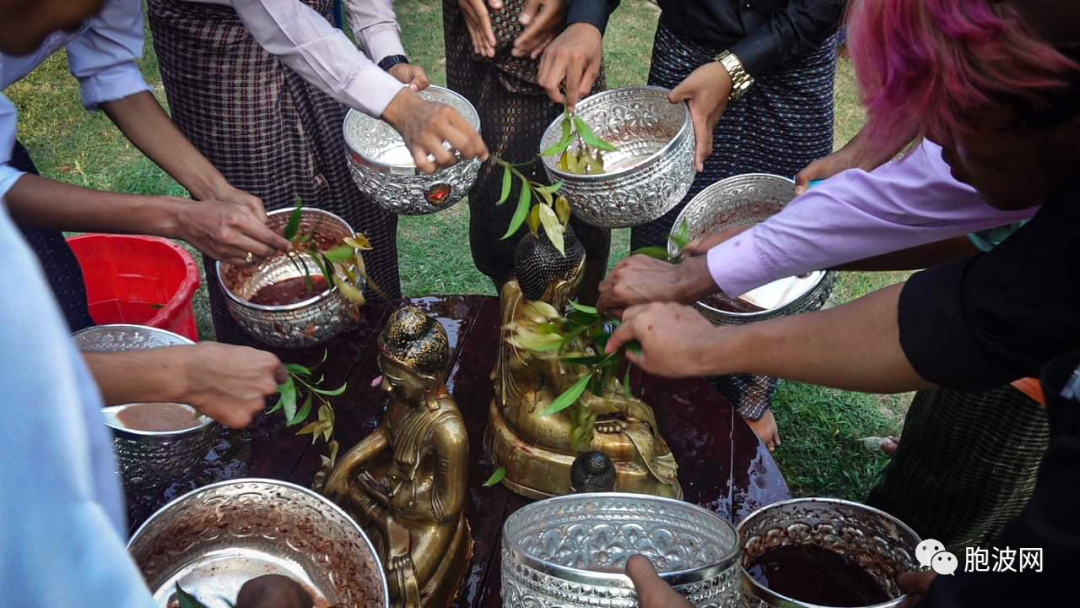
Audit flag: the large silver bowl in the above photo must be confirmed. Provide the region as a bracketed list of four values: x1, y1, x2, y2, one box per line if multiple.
[737, 498, 921, 608]
[129, 478, 389, 608]
[501, 493, 741, 608]
[344, 85, 482, 215]
[73, 324, 216, 492]
[540, 86, 696, 228]
[217, 207, 358, 349]
[668, 174, 837, 325]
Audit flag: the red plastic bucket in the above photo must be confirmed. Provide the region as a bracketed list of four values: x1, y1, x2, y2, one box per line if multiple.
[67, 234, 201, 341]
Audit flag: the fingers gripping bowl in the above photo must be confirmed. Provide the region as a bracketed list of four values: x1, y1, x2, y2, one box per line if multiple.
[344, 85, 482, 215]
[539, 86, 696, 229]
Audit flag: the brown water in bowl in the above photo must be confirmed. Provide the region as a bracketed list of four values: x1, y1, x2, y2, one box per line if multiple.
[250, 276, 328, 306]
[117, 403, 201, 432]
[746, 545, 891, 607]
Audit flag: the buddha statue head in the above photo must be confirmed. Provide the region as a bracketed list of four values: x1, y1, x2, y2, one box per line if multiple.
[378, 306, 450, 405]
[513, 225, 586, 309]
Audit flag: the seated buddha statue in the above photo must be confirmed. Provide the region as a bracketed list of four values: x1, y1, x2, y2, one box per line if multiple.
[489, 227, 682, 499]
[320, 306, 471, 608]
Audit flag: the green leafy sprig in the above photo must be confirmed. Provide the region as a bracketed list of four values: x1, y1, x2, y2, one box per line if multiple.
[268, 350, 345, 466]
[541, 105, 619, 176]
[631, 219, 690, 263]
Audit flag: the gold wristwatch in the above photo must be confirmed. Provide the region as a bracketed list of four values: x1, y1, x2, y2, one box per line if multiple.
[715, 50, 754, 101]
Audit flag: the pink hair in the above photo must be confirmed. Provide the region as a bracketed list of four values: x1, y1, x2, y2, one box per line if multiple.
[847, 0, 1079, 151]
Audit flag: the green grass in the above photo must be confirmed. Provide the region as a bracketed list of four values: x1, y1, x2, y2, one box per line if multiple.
[8, 0, 907, 500]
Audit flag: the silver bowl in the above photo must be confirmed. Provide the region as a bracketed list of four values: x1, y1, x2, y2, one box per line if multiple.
[216, 207, 358, 349]
[344, 85, 482, 215]
[501, 493, 741, 608]
[667, 173, 837, 325]
[73, 324, 217, 492]
[540, 86, 696, 228]
[128, 478, 389, 608]
[737, 498, 921, 608]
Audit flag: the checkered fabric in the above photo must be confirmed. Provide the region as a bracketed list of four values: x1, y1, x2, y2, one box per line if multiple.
[442, 0, 610, 285]
[638, 20, 838, 420]
[868, 386, 1051, 552]
[146, 0, 400, 345]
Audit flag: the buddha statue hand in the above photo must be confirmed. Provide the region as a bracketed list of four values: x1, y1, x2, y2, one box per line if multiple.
[389, 554, 422, 608]
[595, 418, 628, 434]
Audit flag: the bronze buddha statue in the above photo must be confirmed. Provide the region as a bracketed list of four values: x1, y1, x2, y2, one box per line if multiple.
[320, 306, 471, 608]
[488, 228, 682, 499]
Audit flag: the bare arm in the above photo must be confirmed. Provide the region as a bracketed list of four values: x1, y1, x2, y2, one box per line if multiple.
[833, 236, 979, 271]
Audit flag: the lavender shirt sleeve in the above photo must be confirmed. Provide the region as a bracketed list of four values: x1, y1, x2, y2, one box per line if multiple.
[707, 141, 1039, 297]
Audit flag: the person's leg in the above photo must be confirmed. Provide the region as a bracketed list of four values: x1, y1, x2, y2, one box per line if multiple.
[10, 142, 95, 332]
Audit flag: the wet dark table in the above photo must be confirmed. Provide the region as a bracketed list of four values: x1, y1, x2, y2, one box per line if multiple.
[126, 295, 790, 607]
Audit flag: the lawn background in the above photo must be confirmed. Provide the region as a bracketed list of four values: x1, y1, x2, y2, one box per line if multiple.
[7, 0, 911, 499]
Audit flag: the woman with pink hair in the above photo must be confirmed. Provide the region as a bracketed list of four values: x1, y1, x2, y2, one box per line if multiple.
[610, 0, 1080, 605]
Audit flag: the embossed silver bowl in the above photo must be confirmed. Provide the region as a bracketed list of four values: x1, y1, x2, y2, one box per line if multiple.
[501, 493, 741, 608]
[540, 86, 696, 228]
[129, 478, 389, 608]
[668, 174, 837, 325]
[737, 498, 921, 608]
[73, 324, 216, 492]
[217, 207, 359, 349]
[344, 85, 482, 215]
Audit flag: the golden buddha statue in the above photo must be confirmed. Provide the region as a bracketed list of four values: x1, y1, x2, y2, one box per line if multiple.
[488, 228, 682, 499]
[319, 306, 471, 608]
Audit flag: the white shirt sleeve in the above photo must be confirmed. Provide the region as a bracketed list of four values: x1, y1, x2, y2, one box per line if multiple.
[0, 92, 24, 202]
[228, 0, 405, 118]
[65, 0, 152, 109]
[345, 0, 407, 64]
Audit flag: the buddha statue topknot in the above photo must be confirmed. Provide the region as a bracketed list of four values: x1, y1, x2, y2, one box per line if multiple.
[488, 227, 681, 499]
[320, 305, 471, 608]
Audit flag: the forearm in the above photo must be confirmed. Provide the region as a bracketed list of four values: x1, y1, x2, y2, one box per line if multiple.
[5, 173, 180, 237]
[715, 284, 933, 393]
[729, 0, 843, 77]
[834, 236, 979, 271]
[84, 349, 191, 406]
[101, 91, 227, 201]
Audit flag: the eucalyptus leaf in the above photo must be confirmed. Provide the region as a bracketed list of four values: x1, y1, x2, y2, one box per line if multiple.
[289, 391, 313, 426]
[283, 200, 303, 241]
[558, 149, 570, 172]
[560, 354, 608, 366]
[670, 219, 691, 252]
[569, 302, 598, 315]
[312, 382, 348, 397]
[498, 164, 512, 205]
[149, 303, 164, 309]
[328, 439, 340, 468]
[572, 115, 618, 152]
[324, 245, 355, 263]
[175, 583, 211, 608]
[540, 136, 572, 158]
[555, 195, 571, 225]
[336, 275, 367, 304]
[285, 363, 313, 377]
[541, 371, 593, 416]
[279, 378, 297, 423]
[623, 365, 633, 397]
[483, 467, 507, 487]
[630, 246, 671, 261]
[526, 204, 542, 236]
[501, 180, 531, 240]
[537, 203, 565, 255]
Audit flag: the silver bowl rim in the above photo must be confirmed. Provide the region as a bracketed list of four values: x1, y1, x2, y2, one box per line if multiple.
[128, 477, 392, 608]
[540, 85, 691, 182]
[72, 324, 216, 439]
[669, 173, 834, 321]
[735, 497, 922, 608]
[503, 492, 741, 589]
[215, 207, 351, 313]
[342, 85, 481, 177]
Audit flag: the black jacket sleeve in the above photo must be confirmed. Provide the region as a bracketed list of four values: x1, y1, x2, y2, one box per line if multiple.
[730, 0, 844, 77]
[567, 0, 621, 35]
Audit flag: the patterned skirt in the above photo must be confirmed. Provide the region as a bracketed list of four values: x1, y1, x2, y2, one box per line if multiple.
[442, 0, 610, 285]
[10, 142, 95, 332]
[640, 20, 837, 419]
[867, 386, 1050, 551]
[146, 0, 400, 345]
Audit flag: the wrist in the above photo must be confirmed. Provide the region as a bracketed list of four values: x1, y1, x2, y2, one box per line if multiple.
[183, 170, 231, 202]
[715, 51, 752, 101]
[381, 87, 420, 126]
[153, 196, 188, 240]
[676, 256, 719, 303]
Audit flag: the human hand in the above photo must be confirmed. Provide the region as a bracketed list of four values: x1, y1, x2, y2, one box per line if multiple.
[897, 571, 937, 608]
[606, 302, 723, 378]
[171, 198, 290, 266]
[626, 555, 694, 608]
[513, 0, 567, 59]
[597, 255, 716, 317]
[744, 409, 781, 451]
[537, 22, 603, 109]
[388, 63, 430, 91]
[794, 148, 859, 194]
[236, 575, 313, 608]
[681, 225, 751, 257]
[168, 343, 288, 428]
[669, 62, 732, 172]
[382, 89, 489, 173]
[459, 0, 498, 57]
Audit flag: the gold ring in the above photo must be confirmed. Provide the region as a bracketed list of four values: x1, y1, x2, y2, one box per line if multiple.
[245, 251, 254, 265]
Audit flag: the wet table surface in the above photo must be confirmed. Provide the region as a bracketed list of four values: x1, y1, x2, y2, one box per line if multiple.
[126, 295, 790, 607]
